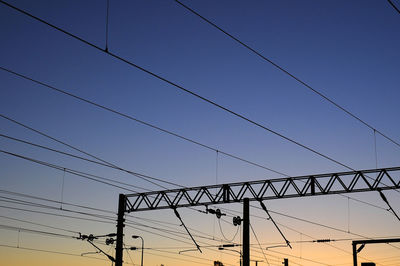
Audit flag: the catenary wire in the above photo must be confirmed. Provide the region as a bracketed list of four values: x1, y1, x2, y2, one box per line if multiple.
[0, 195, 115, 221]
[1, 7, 397, 198]
[0, 189, 116, 215]
[0, 132, 174, 191]
[0, 149, 143, 193]
[0, 205, 116, 224]
[388, 0, 400, 14]
[250, 223, 270, 265]
[0, 67, 287, 177]
[0, 3, 396, 258]
[1, 0, 399, 201]
[0, 113, 171, 190]
[0, 2, 363, 172]
[0, 196, 242, 254]
[105, 0, 110, 51]
[0, 189, 230, 244]
[0, 244, 132, 264]
[174, 0, 400, 149]
[222, 204, 400, 252]
[0, 224, 76, 239]
[0, 200, 357, 265]
[3, 138, 397, 254]
[2, 144, 397, 253]
[0, 198, 116, 223]
[2, 189, 380, 264]
[0, 130, 391, 213]
[0, 214, 79, 234]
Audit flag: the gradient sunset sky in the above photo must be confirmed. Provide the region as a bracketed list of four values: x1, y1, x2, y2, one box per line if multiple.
[1, 0, 400, 265]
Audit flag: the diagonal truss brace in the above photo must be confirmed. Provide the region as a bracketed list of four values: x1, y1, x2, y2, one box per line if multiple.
[125, 167, 400, 212]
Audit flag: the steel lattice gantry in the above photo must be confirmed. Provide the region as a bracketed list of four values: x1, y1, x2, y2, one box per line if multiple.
[115, 167, 400, 266]
[124, 167, 400, 212]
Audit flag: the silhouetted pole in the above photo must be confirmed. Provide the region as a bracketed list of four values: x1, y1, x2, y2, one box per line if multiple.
[243, 198, 250, 266]
[283, 258, 289, 266]
[352, 242, 358, 266]
[116, 194, 126, 266]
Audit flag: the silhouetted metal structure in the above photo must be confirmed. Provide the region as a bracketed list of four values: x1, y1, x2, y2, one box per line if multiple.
[115, 167, 400, 266]
[352, 238, 400, 266]
[124, 167, 400, 211]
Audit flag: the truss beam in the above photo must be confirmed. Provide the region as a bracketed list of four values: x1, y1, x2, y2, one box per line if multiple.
[125, 167, 400, 212]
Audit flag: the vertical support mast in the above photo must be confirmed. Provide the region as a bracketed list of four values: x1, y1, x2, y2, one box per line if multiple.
[352, 242, 358, 266]
[243, 198, 250, 266]
[116, 194, 126, 266]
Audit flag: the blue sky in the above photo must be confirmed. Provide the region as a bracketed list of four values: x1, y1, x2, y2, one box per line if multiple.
[1, 1, 400, 265]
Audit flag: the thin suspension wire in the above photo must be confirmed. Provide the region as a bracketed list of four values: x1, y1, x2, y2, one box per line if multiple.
[2, 67, 396, 192]
[0, 149, 141, 193]
[0, 130, 392, 212]
[250, 223, 270, 266]
[374, 129, 378, 169]
[1, 203, 236, 250]
[0, 205, 116, 224]
[174, 0, 400, 150]
[0, 224, 76, 239]
[1, 134, 317, 246]
[0, 214, 79, 234]
[0, 244, 131, 264]
[0, 133, 178, 192]
[0, 2, 358, 172]
[17, 229, 20, 248]
[123, 244, 135, 266]
[1, 0, 399, 222]
[60, 168, 65, 210]
[347, 197, 350, 233]
[0, 195, 115, 221]
[105, 0, 110, 52]
[0, 188, 116, 215]
[3, 133, 362, 251]
[0, 114, 170, 190]
[221, 204, 400, 251]
[0, 66, 287, 177]
[214, 150, 219, 239]
[2, 134, 394, 244]
[217, 218, 239, 242]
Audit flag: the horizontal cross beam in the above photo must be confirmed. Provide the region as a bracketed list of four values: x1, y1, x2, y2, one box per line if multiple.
[125, 167, 400, 212]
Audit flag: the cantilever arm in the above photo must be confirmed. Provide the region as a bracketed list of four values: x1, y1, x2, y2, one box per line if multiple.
[259, 200, 292, 249]
[173, 208, 202, 253]
[87, 240, 116, 262]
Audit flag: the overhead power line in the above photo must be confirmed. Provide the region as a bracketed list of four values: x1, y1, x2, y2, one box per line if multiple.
[378, 189, 400, 221]
[174, 0, 400, 149]
[388, 0, 400, 14]
[0, 2, 363, 172]
[0, 113, 172, 190]
[1, 131, 391, 215]
[0, 195, 114, 221]
[2, 128, 395, 244]
[0, 189, 116, 215]
[0, 244, 121, 263]
[0, 224, 76, 239]
[221, 204, 400, 252]
[0, 66, 287, 177]
[0, 132, 176, 191]
[0, 214, 79, 234]
[0, 149, 141, 193]
[0, 205, 115, 224]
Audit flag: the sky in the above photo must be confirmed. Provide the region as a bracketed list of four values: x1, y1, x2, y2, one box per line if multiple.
[1, 0, 400, 265]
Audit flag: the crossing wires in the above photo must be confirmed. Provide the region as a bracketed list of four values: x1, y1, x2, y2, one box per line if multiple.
[174, 0, 400, 149]
[0, 1, 364, 173]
